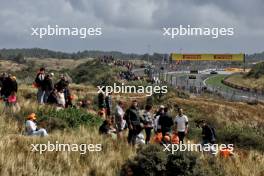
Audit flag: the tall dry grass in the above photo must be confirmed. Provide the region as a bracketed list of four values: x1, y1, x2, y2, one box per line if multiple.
[0, 116, 134, 176]
[0, 85, 263, 175]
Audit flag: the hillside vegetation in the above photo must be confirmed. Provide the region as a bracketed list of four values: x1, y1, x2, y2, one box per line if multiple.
[0, 84, 264, 175]
[225, 62, 264, 90]
[247, 62, 264, 78]
[0, 58, 263, 175]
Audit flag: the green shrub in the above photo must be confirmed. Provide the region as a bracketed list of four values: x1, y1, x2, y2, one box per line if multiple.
[247, 62, 264, 78]
[120, 145, 226, 176]
[120, 145, 167, 176]
[36, 107, 103, 130]
[71, 60, 122, 86]
[217, 125, 264, 152]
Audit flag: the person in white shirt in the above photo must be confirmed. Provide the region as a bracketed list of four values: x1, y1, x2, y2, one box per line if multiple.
[174, 108, 188, 143]
[56, 90, 66, 108]
[25, 113, 48, 137]
[114, 101, 126, 138]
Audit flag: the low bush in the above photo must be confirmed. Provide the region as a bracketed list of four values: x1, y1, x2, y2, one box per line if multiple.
[71, 60, 122, 86]
[120, 145, 226, 176]
[247, 62, 264, 78]
[217, 125, 264, 152]
[36, 107, 103, 131]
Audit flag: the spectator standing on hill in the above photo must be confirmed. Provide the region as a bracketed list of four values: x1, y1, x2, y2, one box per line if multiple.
[0, 73, 7, 92]
[55, 74, 70, 107]
[2, 75, 19, 112]
[114, 101, 126, 138]
[7, 76, 18, 102]
[200, 120, 216, 145]
[1, 74, 11, 99]
[124, 100, 143, 146]
[142, 104, 153, 144]
[175, 108, 189, 143]
[153, 105, 165, 133]
[56, 89, 66, 108]
[105, 92, 112, 119]
[64, 82, 73, 108]
[55, 74, 68, 92]
[35, 68, 45, 104]
[47, 89, 58, 105]
[159, 107, 174, 137]
[1, 74, 18, 100]
[43, 73, 54, 103]
[98, 87, 106, 117]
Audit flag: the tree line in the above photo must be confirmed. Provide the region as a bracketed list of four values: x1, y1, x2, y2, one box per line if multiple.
[0, 48, 263, 64]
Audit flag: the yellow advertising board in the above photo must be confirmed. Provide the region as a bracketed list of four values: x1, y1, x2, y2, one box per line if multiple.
[171, 53, 244, 61]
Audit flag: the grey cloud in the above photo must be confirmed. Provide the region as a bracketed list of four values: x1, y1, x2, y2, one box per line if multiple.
[0, 0, 263, 54]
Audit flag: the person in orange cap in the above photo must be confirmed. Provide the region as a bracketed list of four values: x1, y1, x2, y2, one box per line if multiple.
[25, 113, 48, 137]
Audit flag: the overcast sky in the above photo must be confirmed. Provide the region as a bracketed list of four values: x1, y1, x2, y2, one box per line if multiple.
[0, 0, 264, 54]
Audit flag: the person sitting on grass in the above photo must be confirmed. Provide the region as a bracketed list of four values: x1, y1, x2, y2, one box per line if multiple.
[99, 119, 116, 139]
[25, 113, 48, 137]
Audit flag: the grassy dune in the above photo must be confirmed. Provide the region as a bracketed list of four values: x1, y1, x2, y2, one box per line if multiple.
[0, 84, 263, 175]
[0, 117, 134, 176]
[226, 74, 264, 90]
[225, 62, 264, 90]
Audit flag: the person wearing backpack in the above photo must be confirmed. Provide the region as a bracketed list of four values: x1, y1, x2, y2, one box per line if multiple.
[35, 68, 45, 104]
[54, 74, 68, 92]
[201, 120, 216, 145]
[1, 74, 14, 100]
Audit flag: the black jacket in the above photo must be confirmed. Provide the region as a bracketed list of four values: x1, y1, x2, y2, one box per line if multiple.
[55, 79, 68, 91]
[43, 77, 53, 91]
[202, 125, 216, 142]
[35, 73, 45, 89]
[159, 113, 174, 132]
[1, 77, 17, 97]
[124, 107, 142, 127]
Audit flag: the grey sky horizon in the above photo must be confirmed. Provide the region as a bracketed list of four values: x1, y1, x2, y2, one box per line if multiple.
[0, 0, 264, 54]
